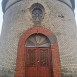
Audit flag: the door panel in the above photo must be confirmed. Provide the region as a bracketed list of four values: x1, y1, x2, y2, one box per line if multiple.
[28, 49, 36, 66]
[38, 48, 52, 77]
[40, 50, 48, 66]
[25, 48, 53, 77]
[25, 48, 38, 77]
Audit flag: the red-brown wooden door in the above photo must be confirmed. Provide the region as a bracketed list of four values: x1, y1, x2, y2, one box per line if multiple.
[25, 48, 53, 77]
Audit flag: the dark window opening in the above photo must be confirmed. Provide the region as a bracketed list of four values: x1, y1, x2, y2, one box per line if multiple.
[30, 3, 45, 23]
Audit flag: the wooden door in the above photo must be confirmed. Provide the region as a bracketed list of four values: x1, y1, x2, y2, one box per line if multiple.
[25, 48, 53, 77]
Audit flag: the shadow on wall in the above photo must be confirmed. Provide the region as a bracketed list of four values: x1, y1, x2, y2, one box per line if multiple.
[0, 68, 15, 77]
[61, 67, 77, 77]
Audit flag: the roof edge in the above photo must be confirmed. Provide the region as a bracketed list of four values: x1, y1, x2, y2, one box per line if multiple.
[70, 0, 75, 10]
[2, 0, 75, 13]
[2, 0, 8, 13]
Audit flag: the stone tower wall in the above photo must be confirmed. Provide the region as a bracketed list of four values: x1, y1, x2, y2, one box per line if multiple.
[0, 0, 77, 77]
[5, 0, 72, 10]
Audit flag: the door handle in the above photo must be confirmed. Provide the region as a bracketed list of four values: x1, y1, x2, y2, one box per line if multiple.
[37, 61, 40, 63]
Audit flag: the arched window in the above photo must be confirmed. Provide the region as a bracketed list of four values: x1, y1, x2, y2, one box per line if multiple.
[26, 34, 50, 47]
[30, 3, 45, 23]
[32, 8, 43, 22]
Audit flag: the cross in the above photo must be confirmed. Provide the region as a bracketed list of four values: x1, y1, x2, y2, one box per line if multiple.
[32, 9, 43, 22]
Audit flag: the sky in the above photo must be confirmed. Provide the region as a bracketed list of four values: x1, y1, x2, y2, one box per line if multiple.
[0, 0, 77, 34]
[75, 0, 77, 25]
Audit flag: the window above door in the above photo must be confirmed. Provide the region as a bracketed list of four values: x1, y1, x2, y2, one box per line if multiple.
[26, 34, 50, 47]
[29, 3, 45, 24]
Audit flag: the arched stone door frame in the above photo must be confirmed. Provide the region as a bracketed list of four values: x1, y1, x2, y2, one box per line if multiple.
[15, 27, 62, 77]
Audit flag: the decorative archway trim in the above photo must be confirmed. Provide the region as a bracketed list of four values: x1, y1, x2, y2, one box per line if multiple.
[15, 27, 62, 77]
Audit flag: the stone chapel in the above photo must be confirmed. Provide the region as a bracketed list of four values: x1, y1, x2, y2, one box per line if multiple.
[0, 0, 77, 77]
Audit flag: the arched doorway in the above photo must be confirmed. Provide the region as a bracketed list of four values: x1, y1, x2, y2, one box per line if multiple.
[25, 34, 53, 77]
[15, 27, 62, 77]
